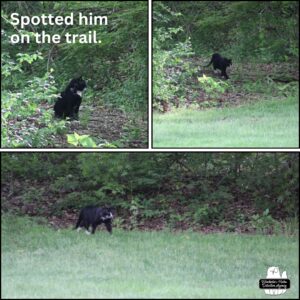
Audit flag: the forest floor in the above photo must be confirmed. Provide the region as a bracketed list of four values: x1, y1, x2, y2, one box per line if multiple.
[0, 178, 286, 235]
[164, 58, 299, 110]
[53, 105, 148, 148]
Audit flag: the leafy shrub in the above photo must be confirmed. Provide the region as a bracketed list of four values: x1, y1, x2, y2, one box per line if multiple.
[198, 75, 230, 100]
[250, 209, 282, 234]
[22, 187, 44, 203]
[52, 192, 101, 215]
[193, 204, 220, 225]
[153, 26, 194, 111]
[1, 52, 66, 147]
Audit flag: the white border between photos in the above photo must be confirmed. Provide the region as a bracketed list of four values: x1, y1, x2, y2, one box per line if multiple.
[2, 149, 300, 153]
[148, 0, 152, 149]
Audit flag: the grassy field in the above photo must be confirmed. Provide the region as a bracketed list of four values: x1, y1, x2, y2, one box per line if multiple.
[153, 96, 299, 148]
[1, 215, 299, 298]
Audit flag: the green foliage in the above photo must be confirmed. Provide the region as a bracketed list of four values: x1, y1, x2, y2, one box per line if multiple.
[1, 52, 43, 80]
[186, 186, 232, 219]
[22, 187, 44, 203]
[197, 75, 230, 106]
[16, 52, 44, 65]
[162, 1, 299, 62]
[1, 153, 82, 181]
[168, 213, 187, 229]
[1, 52, 65, 147]
[1, 153, 299, 234]
[250, 209, 282, 235]
[48, 1, 148, 113]
[198, 75, 229, 96]
[282, 217, 299, 236]
[128, 196, 142, 229]
[102, 52, 147, 113]
[53, 192, 99, 213]
[51, 175, 82, 194]
[193, 204, 215, 225]
[153, 14, 195, 111]
[1, 1, 147, 147]
[1, 53, 22, 78]
[242, 78, 298, 98]
[67, 132, 119, 148]
[67, 132, 98, 148]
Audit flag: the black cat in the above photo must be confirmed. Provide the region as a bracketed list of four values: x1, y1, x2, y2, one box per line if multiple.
[205, 53, 232, 79]
[54, 76, 87, 119]
[75, 206, 114, 234]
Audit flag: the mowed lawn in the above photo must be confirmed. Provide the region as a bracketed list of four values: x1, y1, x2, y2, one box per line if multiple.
[1, 215, 299, 298]
[153, 97, 299, 148]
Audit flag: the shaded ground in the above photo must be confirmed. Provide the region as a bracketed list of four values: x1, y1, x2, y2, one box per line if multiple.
[161, 57, 299, 112]
[54, 105, 147, 148]
[6, 102, 147, 148]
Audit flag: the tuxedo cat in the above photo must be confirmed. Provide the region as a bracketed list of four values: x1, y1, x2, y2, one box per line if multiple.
[75, 206, 114, 234]
[205, 53, 232, 79]
[54, 76, 87, 119]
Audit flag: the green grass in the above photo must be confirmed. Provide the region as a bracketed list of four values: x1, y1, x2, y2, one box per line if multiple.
[153, 96, 299, 148]
[1, 215, 299, 298]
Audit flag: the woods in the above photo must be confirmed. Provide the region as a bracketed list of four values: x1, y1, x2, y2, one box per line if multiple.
[1, 1, 148, 148]
[2, 152, 298, 233]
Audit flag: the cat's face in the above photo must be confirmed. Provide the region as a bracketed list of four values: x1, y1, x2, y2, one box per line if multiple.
[101, 207, 114, 221]
[71, 77, 87, 91]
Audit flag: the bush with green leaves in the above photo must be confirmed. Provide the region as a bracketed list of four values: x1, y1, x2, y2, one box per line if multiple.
[162, 1, 298, 62]
[153, 24, 195, 111]
[250, 209, 282, 235]
[1, 52, 66, 147]
[67, 132, 118, 148]
[198, 75, 230, 100]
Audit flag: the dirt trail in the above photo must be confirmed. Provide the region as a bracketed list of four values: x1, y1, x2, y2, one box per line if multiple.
[166, 58, 300, 111]
[55, 105, 147, 148]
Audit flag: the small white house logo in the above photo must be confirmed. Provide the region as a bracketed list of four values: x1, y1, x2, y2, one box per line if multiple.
[259, 266, 290, 296]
